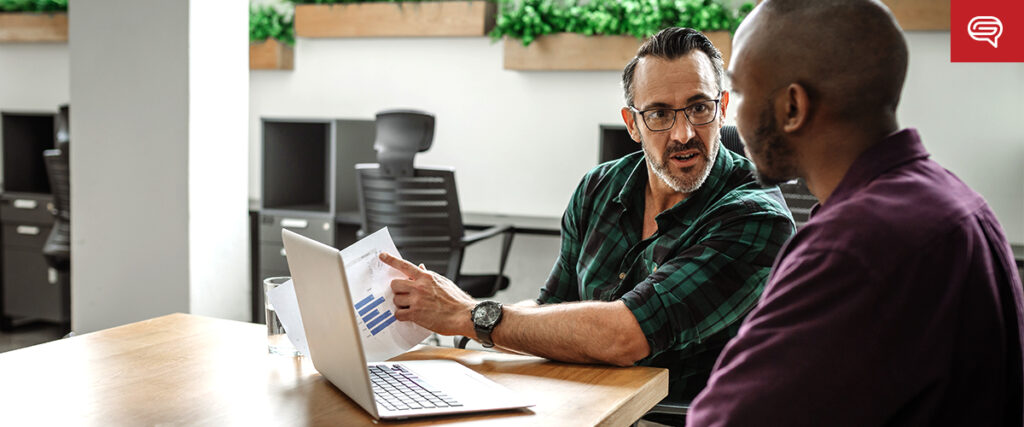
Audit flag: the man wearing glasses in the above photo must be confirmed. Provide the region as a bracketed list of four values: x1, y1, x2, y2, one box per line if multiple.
[379, 27, 794, 409]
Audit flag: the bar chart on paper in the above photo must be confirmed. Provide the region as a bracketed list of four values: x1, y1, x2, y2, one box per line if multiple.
[354, 293, 397, 336]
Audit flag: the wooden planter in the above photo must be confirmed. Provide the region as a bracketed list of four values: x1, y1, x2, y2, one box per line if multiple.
[754, 0, 949, 30]
[503, 31, 732, 71]
[294, 1, 496, 38]
[250, 39, 294, 70]
[0, 12, 68, 42]
[883, 0, 948, 30]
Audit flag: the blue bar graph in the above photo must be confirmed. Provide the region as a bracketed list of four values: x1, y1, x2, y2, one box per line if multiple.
[354, 292, 396, 336]
[370, 313, 396, 335]
[354, 294, 374, 309]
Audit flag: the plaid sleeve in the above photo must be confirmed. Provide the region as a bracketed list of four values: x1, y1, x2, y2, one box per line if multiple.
[621, 209, 795, 361]
[537, 176, 589, 305]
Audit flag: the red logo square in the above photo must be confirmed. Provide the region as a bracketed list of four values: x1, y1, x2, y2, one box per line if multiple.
[951, 0, 1024, 62]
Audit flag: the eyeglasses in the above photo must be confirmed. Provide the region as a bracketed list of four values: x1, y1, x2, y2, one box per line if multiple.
[629, 99, 721, 131]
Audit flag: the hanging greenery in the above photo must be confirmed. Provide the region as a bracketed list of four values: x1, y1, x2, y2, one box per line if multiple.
[492, 0, 754, 46]
[0, 0, 67, 12]
[250, 4, 296, 46]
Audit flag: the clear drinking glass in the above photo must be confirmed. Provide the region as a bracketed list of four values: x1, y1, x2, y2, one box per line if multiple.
[264, 276, 301, 356]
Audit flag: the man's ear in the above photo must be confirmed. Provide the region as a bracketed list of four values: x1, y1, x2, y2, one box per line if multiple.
[621, 107, 642, 143]
[779, 83, 810, 133]
[719, 90, 730, 123]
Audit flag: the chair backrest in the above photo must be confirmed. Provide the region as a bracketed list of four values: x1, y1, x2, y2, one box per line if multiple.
[43, 148, 69, 221]
[720, 125, 743, 157]
[355, 164, 465, 279]
[779, 179, 815, 229]
[43, 147, 71, 269]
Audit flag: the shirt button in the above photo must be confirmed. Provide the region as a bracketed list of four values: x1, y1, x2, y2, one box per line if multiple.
[618, 272, 626, 280]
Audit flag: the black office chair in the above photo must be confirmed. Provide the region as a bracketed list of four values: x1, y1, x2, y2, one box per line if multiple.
[42, 146, 70, 271]
[720, 124, 744, 156]
[355, 110, 514, 300]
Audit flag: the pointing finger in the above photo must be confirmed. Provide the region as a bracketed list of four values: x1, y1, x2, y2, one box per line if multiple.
[379, 252, 423, 278]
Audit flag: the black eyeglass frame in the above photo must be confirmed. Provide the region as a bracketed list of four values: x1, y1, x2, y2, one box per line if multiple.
[628, 98, 722, 132]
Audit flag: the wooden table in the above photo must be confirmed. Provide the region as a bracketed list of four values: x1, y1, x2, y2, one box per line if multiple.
[0, 313, 667, 426]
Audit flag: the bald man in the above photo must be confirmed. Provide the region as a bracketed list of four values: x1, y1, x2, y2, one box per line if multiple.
[688, 0, 1024, 425]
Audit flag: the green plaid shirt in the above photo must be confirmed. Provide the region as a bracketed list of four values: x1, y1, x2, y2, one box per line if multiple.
[538, 147, 795, 400]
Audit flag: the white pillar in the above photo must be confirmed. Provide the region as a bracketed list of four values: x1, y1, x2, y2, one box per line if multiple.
[69, 0, 249, 333]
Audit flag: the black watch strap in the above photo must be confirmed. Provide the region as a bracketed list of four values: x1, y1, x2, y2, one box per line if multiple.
[472, 301, 503, 348]
[475, 324, 496, 348]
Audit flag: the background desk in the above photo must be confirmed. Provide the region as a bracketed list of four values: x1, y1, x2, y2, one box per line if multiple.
[0, 313, 667, 426]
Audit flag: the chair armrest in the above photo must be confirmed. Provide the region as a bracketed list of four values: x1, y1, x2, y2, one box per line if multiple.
[461, 224, 513, 246]
[462, 225, 516, 284]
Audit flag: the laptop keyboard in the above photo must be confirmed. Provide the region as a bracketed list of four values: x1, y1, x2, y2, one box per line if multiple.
[369, 364, 463, 411]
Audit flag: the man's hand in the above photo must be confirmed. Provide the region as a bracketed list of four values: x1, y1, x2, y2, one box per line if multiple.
[379, 252, 476, 336]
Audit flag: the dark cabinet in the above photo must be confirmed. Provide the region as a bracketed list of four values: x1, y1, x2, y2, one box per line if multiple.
[0, 192, 67, 324]
[1, 111, 68, 327]
[252, 118, 375, 323]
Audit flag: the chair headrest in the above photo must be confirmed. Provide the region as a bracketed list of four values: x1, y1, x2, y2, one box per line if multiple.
[374, 109, 435, 177]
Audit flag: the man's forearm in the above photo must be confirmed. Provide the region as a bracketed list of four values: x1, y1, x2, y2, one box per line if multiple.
[481, 300, 650, 367]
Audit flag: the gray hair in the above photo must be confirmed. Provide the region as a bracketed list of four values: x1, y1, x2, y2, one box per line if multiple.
[622, 27, 725, 107]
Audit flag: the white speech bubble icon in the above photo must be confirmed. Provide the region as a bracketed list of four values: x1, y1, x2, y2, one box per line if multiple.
[968, 16, 1003, 48]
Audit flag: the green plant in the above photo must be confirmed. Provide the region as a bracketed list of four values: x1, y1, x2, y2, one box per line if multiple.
[250, 5, 295, 46]
[491, 0, 753, 46]
[0, 0, 67, 12]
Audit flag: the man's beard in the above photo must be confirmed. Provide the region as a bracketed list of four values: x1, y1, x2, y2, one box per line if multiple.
[745, 102, 797, 187]
[641, 131, 719, 194]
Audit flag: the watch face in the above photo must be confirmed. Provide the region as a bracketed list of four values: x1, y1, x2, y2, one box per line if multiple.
[474, 303, 500, 325]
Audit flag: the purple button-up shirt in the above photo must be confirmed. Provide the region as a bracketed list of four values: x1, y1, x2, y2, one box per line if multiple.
[689, 129, 1024, 426]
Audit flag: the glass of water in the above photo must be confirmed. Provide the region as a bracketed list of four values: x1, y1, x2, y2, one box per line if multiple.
[264, 276, 300, 356]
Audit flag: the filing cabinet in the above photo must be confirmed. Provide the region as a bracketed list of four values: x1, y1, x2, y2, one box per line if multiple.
[0, 192, 67, 324]
[252, 211, 360, 323]
[1, 111, 68, 328]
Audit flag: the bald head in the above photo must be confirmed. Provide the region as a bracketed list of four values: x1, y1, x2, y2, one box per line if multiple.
[734, 0, 908, 121]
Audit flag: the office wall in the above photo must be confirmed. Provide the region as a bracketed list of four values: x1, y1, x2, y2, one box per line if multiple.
[0, 44, 69, 167]
[900, 33, 1024, 246]
[249, 32, 1024, 248]
[70, 0, 249, 333]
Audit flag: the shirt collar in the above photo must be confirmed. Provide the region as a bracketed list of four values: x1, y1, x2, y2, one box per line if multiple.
[812, 128, 929, 216]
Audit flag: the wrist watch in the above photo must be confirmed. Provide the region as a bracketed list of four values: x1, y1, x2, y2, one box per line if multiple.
[471, 301, 503, 348]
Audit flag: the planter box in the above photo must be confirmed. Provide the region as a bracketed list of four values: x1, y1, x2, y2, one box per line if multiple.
[250, 39, 294, 70]
[883, 0, 948, 30]
[294, 1, 496, 38]
[503, 31, 731, 71]
[0, 12, 68, 42]
[754, 0, 948, 30]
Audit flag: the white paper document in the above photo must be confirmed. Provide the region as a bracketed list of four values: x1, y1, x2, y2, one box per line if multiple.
[340, 228, 431, 361]
[265, 279, 310, 356]
[270, 228, 430, 362]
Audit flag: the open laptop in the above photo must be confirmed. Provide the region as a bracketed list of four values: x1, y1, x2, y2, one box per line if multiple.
[281, 229, 533, 420]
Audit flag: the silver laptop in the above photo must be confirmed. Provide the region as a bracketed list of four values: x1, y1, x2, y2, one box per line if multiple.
[281, 229, 533, 420]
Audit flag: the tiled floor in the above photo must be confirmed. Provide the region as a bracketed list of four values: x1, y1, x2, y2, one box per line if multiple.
[0, 321, 69, 353]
